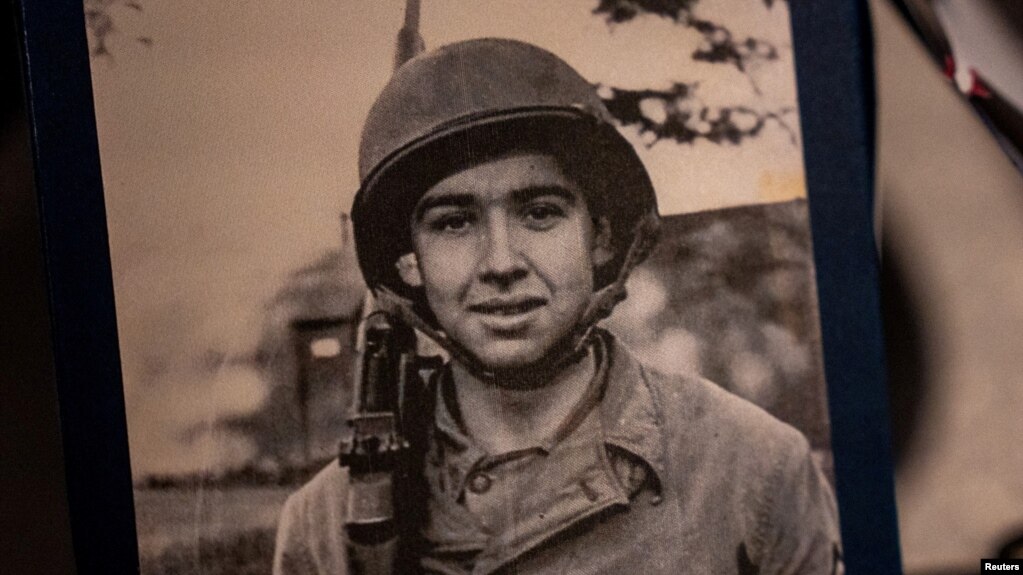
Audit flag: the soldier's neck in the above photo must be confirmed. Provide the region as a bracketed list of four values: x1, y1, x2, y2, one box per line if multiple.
[449, 349, 596, 455]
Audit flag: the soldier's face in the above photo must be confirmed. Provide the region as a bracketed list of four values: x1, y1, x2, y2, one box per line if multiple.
[402, 151, 613, 371]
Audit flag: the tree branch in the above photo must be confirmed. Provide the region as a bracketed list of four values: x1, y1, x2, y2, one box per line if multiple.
[601, 84, 798, 146]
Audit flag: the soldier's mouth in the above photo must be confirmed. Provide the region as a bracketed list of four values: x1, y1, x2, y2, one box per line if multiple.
[468, 297, 546, 316]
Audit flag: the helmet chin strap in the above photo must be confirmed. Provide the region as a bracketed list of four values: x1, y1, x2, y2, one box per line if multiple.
[375, 211, 661, 388]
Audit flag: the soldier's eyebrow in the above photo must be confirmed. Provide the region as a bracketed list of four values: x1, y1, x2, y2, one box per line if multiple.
[414, 193, 475, 221]
[511, 186, 578, 206]
[413, 186, 578, 221]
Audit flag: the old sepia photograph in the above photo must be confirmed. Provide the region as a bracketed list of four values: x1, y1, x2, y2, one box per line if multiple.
[82, 0, 843, 573]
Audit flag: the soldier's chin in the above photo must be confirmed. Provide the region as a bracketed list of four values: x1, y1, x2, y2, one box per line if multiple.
[470, 342, 546, 373]
[467, 341, 581, 390]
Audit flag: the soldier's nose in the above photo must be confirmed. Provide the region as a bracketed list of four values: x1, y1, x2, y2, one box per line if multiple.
[479, 222, 527, 286]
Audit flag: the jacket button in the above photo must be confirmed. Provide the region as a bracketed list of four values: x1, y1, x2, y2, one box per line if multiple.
[467, 472, 492, 494]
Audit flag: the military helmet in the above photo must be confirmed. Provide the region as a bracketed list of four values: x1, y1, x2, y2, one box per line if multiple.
[351, 38, 659, 300]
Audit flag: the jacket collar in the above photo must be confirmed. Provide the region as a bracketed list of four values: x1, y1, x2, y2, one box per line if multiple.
[432, 329, 667, 489]
[597, 331, 668, 488]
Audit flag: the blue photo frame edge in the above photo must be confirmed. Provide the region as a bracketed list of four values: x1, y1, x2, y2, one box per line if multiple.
[791, 2, 904, 573]
[15, 0, 902, 572]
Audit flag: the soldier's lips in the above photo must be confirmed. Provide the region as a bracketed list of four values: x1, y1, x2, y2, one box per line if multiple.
[467, 297, 547, 331]
[467, 297, 547, 316]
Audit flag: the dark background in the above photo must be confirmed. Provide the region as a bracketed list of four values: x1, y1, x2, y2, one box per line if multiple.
[0, 1, 77, 572]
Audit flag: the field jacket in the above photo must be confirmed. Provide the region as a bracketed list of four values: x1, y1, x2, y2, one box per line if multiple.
[273, 334, 841, 574]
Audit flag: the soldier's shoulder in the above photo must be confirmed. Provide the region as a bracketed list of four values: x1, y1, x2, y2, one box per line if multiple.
[274, 461, 349, 574]
[279, 460, 349, 528]
[623, 348, 811, 470]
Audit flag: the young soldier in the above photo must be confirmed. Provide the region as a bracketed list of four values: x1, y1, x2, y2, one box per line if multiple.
[274, 39, 841, 575]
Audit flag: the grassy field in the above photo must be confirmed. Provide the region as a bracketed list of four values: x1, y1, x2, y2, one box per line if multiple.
[135, 487, 291, 575]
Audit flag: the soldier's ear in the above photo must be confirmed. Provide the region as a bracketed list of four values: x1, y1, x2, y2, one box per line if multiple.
[396, 253, 423, 287]
[591, 216, 615, 267]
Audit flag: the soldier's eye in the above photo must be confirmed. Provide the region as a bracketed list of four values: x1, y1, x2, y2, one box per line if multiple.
[522, 203, 566, 227]
[426, 211, 474, 234]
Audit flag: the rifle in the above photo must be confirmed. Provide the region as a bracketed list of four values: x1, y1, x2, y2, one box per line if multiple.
[340, 308, 430, 574]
